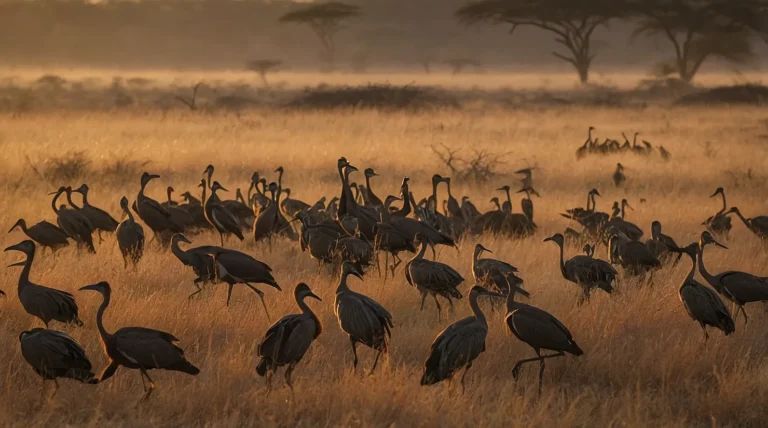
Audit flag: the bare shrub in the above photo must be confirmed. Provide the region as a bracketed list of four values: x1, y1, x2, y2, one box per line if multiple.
[431, 143, 511, 183]
[98, 153, 152, 183]
[26, 150, 91, 184]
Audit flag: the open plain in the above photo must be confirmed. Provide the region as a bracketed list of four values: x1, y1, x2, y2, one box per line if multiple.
[0, 71, 767, 427]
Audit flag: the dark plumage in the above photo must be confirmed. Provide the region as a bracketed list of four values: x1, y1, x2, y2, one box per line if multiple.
[19, 328, 97, 386]
[4, 240, 82, 327]
[545, 233, 617, 304]
[8, 219, 69, 254]
[256, 283, 322, 391]
[421, 286, 505, 391]
[72, 184, 119, 242]
[334, 262, 393, 373]
[80, 281, 200, 400]
[405, 235, 464, 320]
[116, 197, 144, 267]
[204, 180, 245, 245]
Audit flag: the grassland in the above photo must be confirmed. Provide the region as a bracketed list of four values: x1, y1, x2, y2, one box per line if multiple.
[0, 72, 767, 427]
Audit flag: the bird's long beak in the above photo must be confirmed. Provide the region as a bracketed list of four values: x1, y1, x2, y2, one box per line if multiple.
[479, 245, 492, 254]
[713, 240, 728, 249]
[543, 237, 553, 243]
[176, 234, 192, 245]
[219, 185, 229, 192]
[347, 165, 359, 173]
[149, 174, 160, 180]
[308, 292, 322, 302]
[0, 289, 5, 297]
[626, 203, 635, 211]
[7, 260, 25, 267]
[79, 284, 101, 292]
[709, 190, 720, 198]
[482, 289, 506, 299]
[351, 270, 364, 280]
[47, 190, 59, 195]
[3, 243, 22, 253]
[594, 190, 601, 197]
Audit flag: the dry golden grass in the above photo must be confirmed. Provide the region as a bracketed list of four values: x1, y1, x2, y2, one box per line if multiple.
[0, 75, 767, 426]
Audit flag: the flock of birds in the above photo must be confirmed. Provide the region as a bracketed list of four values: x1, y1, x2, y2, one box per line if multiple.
[4, 155, 768, 400]
[576, 126, 672, 160]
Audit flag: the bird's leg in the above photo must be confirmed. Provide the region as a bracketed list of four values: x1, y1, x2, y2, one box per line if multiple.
[740, 305, 749, 325]
[349, 337, 359, 371]
[219, 233, 224, 247]
[285, 363, 296, 393]
[537, 351, 545, 397]
[226, 284, 234, 306]
[432, 294, 442, 321]
[383, 252, 389, 282]
[188, 280, 204, 300]
[370, 350, 382, 374]
[375, 251, 382, 278]
[420, 291, 427, 311]
[139, 370, 147, 392]
[98, 230, 104, 244]
[53, 378, 60, 392]
[391, 254, 402, 276]
[244, 283, 271, 322]
[460, 362, 472, 395]
[140, 369, 156, 401]
[702, 325, 709, 342]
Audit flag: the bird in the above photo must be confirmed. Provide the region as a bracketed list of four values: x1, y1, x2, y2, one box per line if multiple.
[169, 234, 217, 298]
[49, 187, 95, 253]
[612, 163, 626, 187]
[334, 261, 393, 373]
[136, 172, 182, 246]
[644, 220, 679, 262]
[405, 234, 464, 320]
[544, 233, 616, 304]
[696, 231, 768, 325]
[201, 246, 281, 316]
[725, 207, 768, 241]
[204, 180, 245, 245]
[472, 243, 524, 296]
[115, 196, 144, 267]
[8, 218, 69, 255]
[504, 283, 582, 396]
[673, 243, 735, 340]
[163, 186, 196, 231]
[420, 285, 505, 391]
[70, 184, 119, 243]
[374, 198, 417, 278]
[517, 187, 538, 225]
[4, 240, 82, 327]
[256, 283, 322, 392]
[515, 168, 535, 191]
[19, 328, 98, 389]
[704, 187, 732, 240]
[79, 281, 199, 400]
[607, 229, 660, 276]
[606, 199, 643, 241]
[363, 168, 384, 207]
[280, 188, 311, 217]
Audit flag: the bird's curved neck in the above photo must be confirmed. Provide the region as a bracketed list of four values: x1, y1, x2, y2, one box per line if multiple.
[170, 239, 186, 261]
[473, 248, 481, 265]
[717, 193, 727, 215]
[503, 189, 511, 209]
[51, 192, 61, 214]
[731, 210, 752, 231]
[16, 249, 34, 291]
[414, 241, 428, 261]
[555, 243, 567, 280]
[123, 205, 135, 222]
[469, 293, 487, 326]
[681, 252, 696, 291]
[276, 170, 283, 188]
[16, 221, 28, 233]
[336, 272, 352, 293]
[81, 190, 90, 206]
[95, 290, 113, 340]
[200, 182, 207, 205]
[395, 187, 411, 216]
[431, 181, 440, 210]
[588, 193, 595, 211]
[620, 203, 626, 219]
[167, 188, 173, 203]
[696, 245, 718, 289]
[446, 181, 453, 198]
[65, 191, 81, 210]
[296, 295, 314, 316]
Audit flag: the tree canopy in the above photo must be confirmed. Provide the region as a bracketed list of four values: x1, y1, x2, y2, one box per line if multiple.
[457, 0, 624, 83]
[628, 0, 768, 81]
[279, 2, 361, 69]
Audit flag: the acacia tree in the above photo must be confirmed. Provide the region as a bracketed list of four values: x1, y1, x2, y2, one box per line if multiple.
[279, 2, 361, 70]
[628, 0, 768, 82]
[456, 0, 622, 83]
[246, 60, 282, 86]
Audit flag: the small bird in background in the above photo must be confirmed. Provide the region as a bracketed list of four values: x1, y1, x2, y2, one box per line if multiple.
[613, 163, 626, 187]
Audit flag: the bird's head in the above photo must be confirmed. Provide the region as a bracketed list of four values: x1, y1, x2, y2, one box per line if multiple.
[203, 164, 214, 176]
[710, 187, 725, 198]
[73, 184, 89, 194]
[48, 186, 67, 196]
[469, 285, 505, 300]
[495, 185, 511, 192]
[79, 281, 111, 294]
[543, 233, 565, 246]
[4, 240, 34, 266]
[337, 157, 350, 170]
[699, 231, 727, 250]
[431, 174, 444, 185]
[211, 181, 228, 193]
[141, 172, 160, 187]
[167, 186, 174, 194]
[621, 199, 634, 211]
[295, 282, 321, 302]
[590, 188, 601, 197]
[275, 166, 284, 175]
[342, 261, 364, 280]
[724, 206, 740, 216]
[251, 172, 260, 184]
[345, 164, 359, 175]
[364, 168, 378, 178]
[474, 243, 492, 256]
[119, 196, 130, 210]
[172, 233, 192, 245]
[8, 219, 25, 234]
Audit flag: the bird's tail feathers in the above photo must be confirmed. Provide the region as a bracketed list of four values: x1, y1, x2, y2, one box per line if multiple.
[256, 358, 269, 377]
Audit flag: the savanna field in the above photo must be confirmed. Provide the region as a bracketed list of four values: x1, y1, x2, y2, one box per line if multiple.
[0, 71, 767, 427]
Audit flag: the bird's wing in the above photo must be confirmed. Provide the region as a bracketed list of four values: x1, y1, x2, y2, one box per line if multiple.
[210, 204, 240, 231]
[409, 259, 463, 289]
[257, 315, 300, 359]
[114, 327, 186, 368]
[281, 318, 317, 363]
[719, 271, 768, 302]
[29, 286, 79, 318]
[41, 330, 91, 369]
[435, 319, 487, 372]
